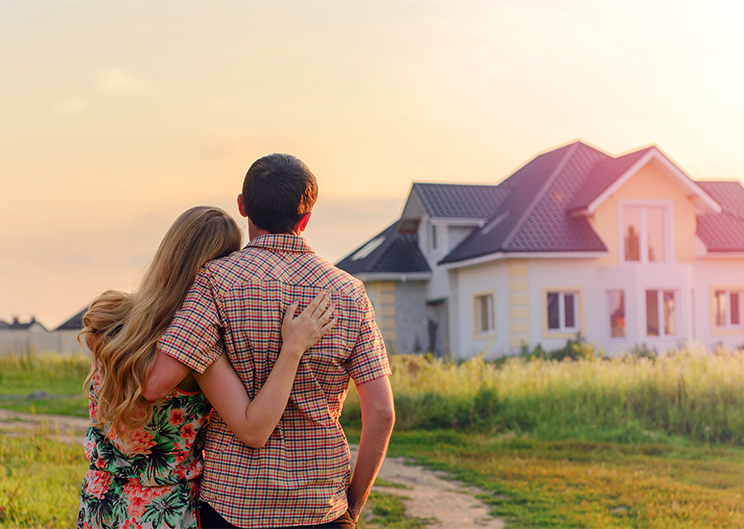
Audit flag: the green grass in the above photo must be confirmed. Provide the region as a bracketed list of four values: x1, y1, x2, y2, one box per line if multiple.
[342, 347, 744, 445]
[384, 430, 744, 528]
[0, 353, 90, 417]
[0, 435, 88, 528]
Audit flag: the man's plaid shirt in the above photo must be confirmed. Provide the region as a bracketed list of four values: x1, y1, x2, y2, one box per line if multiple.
[158, 234, 391, 528]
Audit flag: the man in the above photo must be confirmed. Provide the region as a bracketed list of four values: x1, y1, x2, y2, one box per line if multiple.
[143, 153, 395, 529]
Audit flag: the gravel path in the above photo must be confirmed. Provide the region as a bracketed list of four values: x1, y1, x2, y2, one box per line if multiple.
[0, 410, 504, 528]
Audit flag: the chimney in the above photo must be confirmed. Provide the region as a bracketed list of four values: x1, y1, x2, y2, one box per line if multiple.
[12, 316, 19, 325]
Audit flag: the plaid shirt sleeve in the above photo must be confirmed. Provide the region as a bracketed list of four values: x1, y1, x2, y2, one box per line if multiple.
[346, 293, 392, 385]
[158, 267, 224, 374]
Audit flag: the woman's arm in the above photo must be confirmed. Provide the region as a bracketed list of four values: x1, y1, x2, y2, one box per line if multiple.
[194, 293, 335, 448]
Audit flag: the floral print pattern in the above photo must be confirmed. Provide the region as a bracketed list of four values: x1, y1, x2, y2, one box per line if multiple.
[78, 368, 209, 529]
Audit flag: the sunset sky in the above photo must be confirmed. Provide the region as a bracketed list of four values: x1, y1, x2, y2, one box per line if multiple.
[2, 0, 744, 328]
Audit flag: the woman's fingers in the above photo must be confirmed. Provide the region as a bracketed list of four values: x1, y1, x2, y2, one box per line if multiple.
[303, 292, 326, 318]
[283, 300, 300, 325]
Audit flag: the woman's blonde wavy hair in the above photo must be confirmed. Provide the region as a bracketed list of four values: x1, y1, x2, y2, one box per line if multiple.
[79, 206, 242, 436]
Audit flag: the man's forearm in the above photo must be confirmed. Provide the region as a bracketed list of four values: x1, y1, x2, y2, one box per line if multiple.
[142, 350, 191, 402]
[347, 377, 395, 519]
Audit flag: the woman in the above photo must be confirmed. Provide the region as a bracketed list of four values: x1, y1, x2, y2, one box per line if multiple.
[77, 206, 335, 529]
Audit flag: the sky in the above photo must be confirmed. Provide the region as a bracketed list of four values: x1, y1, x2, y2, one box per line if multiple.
[2, 0, 744, 328]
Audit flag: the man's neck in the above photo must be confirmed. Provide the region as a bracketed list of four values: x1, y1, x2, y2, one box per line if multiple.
[247, 221, 299, 241]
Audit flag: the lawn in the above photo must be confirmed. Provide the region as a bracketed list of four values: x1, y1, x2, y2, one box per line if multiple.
[383, 430, 744, 529]
[0, 353, 90, 417]
[2, 348, 744, 528]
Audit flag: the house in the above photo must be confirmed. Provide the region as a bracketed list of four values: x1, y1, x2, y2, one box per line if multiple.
[0, 311, 87, 354]
[0, 316, 48, 353]
[336, 140, 744, 359]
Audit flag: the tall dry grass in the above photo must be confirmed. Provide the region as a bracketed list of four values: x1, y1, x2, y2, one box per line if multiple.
[342, 345, 744, 444]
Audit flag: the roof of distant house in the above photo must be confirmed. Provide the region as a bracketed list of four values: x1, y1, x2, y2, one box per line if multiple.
[8, 317, 47, 331]
[336, 222, 431, 277]
[55, 308, 87, 331]
[0, 320, 10, 330]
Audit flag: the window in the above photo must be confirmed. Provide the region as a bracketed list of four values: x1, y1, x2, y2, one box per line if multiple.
[714, 290, 743, 329]
[608, 290, 626, 338]
[430, 223, 438, 251]
[622, 205, 667, 263]
[646, 289, 676, 337]
[475, 294, 494, 335]
[547, 291, 578, 333]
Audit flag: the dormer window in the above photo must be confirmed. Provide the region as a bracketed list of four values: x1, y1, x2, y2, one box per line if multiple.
[622, 204, 668, 263]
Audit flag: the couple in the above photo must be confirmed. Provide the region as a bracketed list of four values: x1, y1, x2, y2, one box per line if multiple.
[78, 154, 395, 529]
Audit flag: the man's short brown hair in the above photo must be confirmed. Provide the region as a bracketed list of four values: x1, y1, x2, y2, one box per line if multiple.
[242, 153, 318, 234]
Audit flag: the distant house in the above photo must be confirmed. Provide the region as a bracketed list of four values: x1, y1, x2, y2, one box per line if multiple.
[0, 311, 87, 354]
[53, 308, 87, 354]
[337, 140, 744, 358]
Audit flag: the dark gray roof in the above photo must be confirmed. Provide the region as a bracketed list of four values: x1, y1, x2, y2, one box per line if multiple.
[341, 140, 737, 270]
[440, 142, 609, 263]
[55, 308, 87, 330]
[9, 317, 46, 331]
[336, 223, 431, 276]
[413, 183, 511, 219]
[696, 181, 744, 252]
[0, 320, 10, 329]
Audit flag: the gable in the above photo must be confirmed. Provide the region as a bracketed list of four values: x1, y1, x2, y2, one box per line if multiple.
[590, 159, 698, 265]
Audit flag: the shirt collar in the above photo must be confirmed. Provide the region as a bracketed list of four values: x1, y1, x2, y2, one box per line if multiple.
[245, 233, 315, 255]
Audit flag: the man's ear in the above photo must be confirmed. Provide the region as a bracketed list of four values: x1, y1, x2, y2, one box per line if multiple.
[297, 212, 311, 233]
[237, 194, 247, 218]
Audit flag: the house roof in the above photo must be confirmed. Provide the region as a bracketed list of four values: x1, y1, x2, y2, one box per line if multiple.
[336, 223, 431, 277]
[0, 320, 10, 330]
[339, 140, 740, 272]
[412, 183, 511, 219]
[695, 181, 744, 252]
[440, 141, 611, 264]
[55, 308, 87, 331]
[8, 317, 47, 331]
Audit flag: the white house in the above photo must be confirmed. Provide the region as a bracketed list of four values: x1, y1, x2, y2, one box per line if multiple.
[336, 140, 744, 359]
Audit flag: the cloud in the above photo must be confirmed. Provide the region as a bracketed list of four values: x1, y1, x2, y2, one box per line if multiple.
[95, 68, 158, 96]
[54, 98, 90, 115]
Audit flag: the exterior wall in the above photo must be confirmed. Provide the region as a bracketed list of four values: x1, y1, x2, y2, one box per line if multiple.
[0, 328, 85, 354]
[596, 262, 695, 355]
[694, 257, 744, 350]
[448, 260, 509, 360]
[394, 281, 429, 355]
[590, 159, 697, 267]
[507, 259, 530, 351]
[526, 259, 600, 353]
[419, 215, 450, 301]
[364, 281, 398, 354]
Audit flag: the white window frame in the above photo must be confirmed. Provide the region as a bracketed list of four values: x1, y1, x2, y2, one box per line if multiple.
[546, 291, 579, 333]
[714, 289, 744, 330]
[473, 292, 495, 337]
[645, 289, 677, 338]
[608, 289, 626, 339]
[619, 201, 673, 264]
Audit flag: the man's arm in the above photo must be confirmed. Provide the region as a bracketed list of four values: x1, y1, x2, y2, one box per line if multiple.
[347, 375, 395, 521]
[142, 350, 191, 402]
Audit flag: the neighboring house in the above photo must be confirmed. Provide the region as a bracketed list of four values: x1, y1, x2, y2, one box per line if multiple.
[0, 316, 48, 353]
[53, 308, 87, 354]
[337, 140, 744, 358]
[0, 311, 87, 354]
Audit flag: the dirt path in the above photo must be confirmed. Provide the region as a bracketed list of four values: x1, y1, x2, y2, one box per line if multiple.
[352, 446, 504, 528]
[0, 410, 504, 528]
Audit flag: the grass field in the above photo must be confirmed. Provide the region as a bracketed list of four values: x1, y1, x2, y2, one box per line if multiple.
[2, 348, 744, 528]
[0, 353, 90, 417]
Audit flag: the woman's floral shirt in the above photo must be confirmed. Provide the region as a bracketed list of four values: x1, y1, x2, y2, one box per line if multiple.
[77, 367, 210, 529]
